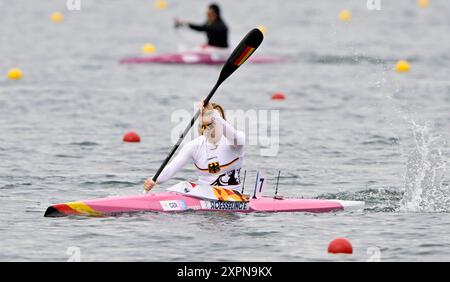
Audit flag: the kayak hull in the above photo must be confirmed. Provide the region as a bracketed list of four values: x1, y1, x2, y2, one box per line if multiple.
[120, 52, 284, 65]
[44, 191, 364, 217]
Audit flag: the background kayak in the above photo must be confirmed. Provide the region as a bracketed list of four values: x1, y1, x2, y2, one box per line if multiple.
[120, 51, 285, 65]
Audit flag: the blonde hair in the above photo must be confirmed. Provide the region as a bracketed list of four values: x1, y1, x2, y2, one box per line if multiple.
[211, 103, 225, 120]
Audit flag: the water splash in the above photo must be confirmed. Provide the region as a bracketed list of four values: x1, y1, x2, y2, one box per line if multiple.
[400, 122, 449, 212]
[317, 188, 403, 212]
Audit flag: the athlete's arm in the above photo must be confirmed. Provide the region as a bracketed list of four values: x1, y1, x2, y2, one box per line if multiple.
[144, 142, 194, 192]
[213, 110, 245, 151]
[156, 142, 195, 183]
[187, 23, 207, 32]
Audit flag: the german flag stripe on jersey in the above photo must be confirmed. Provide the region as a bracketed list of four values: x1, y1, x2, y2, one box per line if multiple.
[233, 46, 256, 66]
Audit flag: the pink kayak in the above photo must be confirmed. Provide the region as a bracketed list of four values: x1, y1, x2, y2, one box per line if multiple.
[44, 182, 364, 217]
[120, 51, 284, 65]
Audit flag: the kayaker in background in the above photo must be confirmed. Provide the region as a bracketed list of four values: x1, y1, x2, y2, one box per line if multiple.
[175, 3, 229, 48]
[144, 101, 244, 192]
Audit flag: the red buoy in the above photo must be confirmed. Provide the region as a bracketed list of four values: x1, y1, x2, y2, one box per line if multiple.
[328, 238, 353, 254]
[123, 132, 141, 143]
[271, 92, 286, 100]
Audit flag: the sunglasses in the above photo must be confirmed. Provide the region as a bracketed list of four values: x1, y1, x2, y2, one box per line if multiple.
[199, 122, 214, 132]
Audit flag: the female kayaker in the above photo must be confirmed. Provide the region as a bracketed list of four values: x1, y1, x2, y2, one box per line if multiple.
[175, 3, 229, 48]
[144, 101, 244, 192]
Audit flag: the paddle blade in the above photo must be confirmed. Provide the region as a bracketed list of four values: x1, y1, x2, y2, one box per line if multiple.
[217, 28, 264, 84]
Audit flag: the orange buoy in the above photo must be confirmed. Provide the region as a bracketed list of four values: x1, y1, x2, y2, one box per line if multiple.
[328, 238, 353, 254]
[271, 92, 286, 100]
[123, 132, 141, 143]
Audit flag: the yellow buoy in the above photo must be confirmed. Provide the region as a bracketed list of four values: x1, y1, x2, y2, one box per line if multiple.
[418, 0, 429, 8]
[154, 0, 168, 10]
[51, 12, 64, 23]
[339, 10, 352, 21]
[7, 68, 23, 80]
[395, 60, 411, 73]
[142, 43, 157, 54]
[258, 25, 267, 35]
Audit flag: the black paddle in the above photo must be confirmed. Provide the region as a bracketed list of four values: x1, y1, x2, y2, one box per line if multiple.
[152, 28, 264, 184]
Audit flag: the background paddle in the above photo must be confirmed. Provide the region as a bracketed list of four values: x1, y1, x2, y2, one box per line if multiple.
[174, 23, 188, 52]
[151, 28, 264, 184]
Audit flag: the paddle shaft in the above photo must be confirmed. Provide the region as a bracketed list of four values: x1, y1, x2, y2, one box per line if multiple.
[152, 83, 219, 182]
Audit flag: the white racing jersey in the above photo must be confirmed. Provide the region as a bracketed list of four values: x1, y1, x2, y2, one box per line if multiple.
[157, 111, 245, 189]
